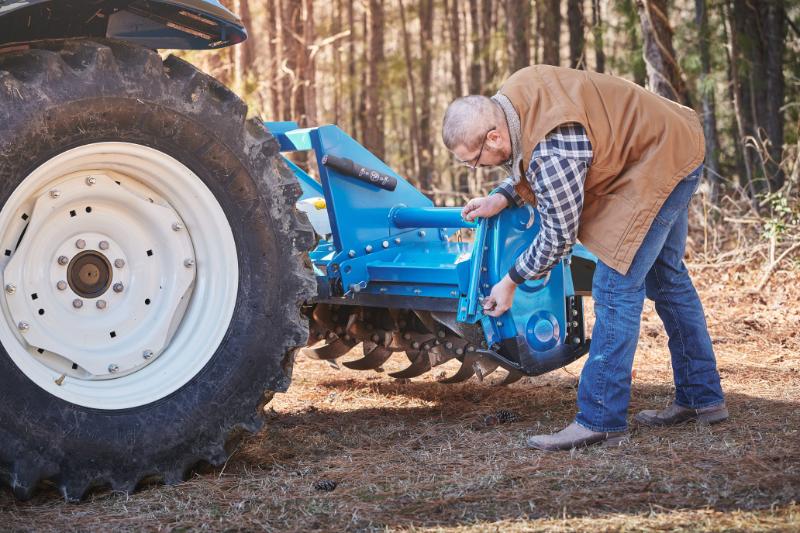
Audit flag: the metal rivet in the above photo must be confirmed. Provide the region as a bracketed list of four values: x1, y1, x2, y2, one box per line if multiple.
[418, 230, 426, 238]
[382, 240, 389, 248]
[58, 255, 69, 265]
[17, 321, 29, 331]
[571, 321, 579, 328]
[450, 291, 457, 297]
[437, 330, 446, 338]
[348, 250, 356, 258]
[572, 337, 581, 344]
[113, 283, 124, 293]
[99, 240, 109, 250]
[143, 350, 154, 360]
[172, 222, 184, 231]
[456, 348, 464, 355]
[445, 342, 453, 349]
[114, 259, 125, 268]
[5, 283, 15, 294]
[49, 190, 61, 198]
[394, 238, 401, 245]
[184, 258, 195, 268]
[75, 239, 86, 249]
[365, 245, 373, 253]
[412, 341, 420, 349]
[86, 176, 97, 186]
[108, 364, 119, 373]
[497, 321, 503, 327]
[72, 299, 83, 308]
[572, 309, 579, 317]
[56, 280, 67, 291]
[96, 300, 107, 309]
[467, 345, 475, 352]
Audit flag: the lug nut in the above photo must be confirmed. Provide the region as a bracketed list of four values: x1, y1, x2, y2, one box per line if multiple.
[5, 283, 16, 294]
[348, 250, 356, 258]
[108, 364, 119, 373]
[96, 299, 107, 309]
[75, 239, 86, 249]
[72, 299, 83, 308]
[382, 240, 389, 248]
[49, 190, 61, 198]
[56, 280, 67, 291]
[418, 230, 426, 238]
[17, 321, 29, 331]
[172, 222, 184, 231]
[58, 255, 69, 265]
[113, 283, 124, 293]
[365, 245, 373, 253]
[99, 240, 109, 250]
[456, 348, 464, 355]
[572, 337, 581, 344]
[394, 238, 401, 244]
[142, 350, 154, 360]
[114, 258, 125, 268]
[183, 258, 195, 268]
[86, 176, 97, 186]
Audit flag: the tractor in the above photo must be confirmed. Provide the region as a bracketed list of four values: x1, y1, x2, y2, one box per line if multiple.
[0, 0, 595, 500]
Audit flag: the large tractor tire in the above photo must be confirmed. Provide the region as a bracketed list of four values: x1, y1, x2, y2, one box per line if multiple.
[0, 39, 315, 500]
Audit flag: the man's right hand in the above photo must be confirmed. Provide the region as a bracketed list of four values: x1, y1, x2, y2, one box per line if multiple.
[461, 194, 509, 222]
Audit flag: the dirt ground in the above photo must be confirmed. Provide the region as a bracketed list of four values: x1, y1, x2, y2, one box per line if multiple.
[1, 263, 798, 532]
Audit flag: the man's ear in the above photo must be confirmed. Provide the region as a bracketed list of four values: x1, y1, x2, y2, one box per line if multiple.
[487, 128, 501, 144]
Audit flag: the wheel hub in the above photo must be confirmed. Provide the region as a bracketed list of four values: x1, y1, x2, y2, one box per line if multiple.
[2, 172, 196, 379]
[68, 250, 112, 298]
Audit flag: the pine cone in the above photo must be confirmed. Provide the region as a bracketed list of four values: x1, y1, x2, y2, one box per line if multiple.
[314, 479, 338, 492]
[495, 409, 520, 423]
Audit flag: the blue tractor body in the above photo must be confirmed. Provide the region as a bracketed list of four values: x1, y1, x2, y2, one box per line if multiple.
[270, 122, 596, 382]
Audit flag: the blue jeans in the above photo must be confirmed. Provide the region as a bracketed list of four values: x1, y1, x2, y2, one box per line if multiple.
[575, 165, 725, 432]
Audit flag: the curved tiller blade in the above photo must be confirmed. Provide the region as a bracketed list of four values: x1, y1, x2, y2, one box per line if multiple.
[472, 357, 500, 382]
[496, 368, 525, 386]
[439, 352, 481, 383]
[342, 343, 394, 370]
[389, 350, 432, 379]
[302, 337, 356, 360]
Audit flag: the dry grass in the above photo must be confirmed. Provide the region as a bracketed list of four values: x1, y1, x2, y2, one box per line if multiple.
[1, 263, 798, 532]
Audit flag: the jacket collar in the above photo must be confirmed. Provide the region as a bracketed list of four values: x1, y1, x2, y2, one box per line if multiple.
[491, 93, 523, 181]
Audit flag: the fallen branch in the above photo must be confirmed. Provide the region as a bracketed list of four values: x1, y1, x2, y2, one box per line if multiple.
[754, 241, 800, 293]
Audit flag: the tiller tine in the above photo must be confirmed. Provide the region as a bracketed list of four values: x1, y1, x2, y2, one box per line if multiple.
[438, 352, 481, 383]
[389, 350, 431, 379]
[342, 343, 394, 370]
[496, 368, 525, 386]
[302, 337, 355, 360]
[472, 357, 500, 382]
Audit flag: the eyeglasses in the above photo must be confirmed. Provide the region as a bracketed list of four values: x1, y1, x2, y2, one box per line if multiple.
[459, 127, 495, 170]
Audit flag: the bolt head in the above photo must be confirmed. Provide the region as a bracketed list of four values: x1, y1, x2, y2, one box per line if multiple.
[412, 341, 420, 349]
[371, 334, 380, 342]
[114, 258, 125, 268]
[497, 321, 503, 327]
[394, 238, 401, 245]
[456, 348, 464, 355]
[365, 245, 373, 253]
[96, 299, 107, 309]
[113, 283, 124, 293]
[98, 240, 109, 250]
[172, 222, 184, 231]
[56, 280, 67, 291]
[75, 239, 86, 249]
[72, 299, 83, 308]
[382, 240, 389, 248]
[348, 250, 356, 258]
[49, 190, 61, 198]
[142, 350, 154, 360]
[418, 230, 426, 238]
[437, 330, 446, 338]
[58, 255, 69, 265]
[108, 363, 119, 373]
[184, 258, 195, 268]
[86, 176, 97, 186]
[5, 283, 16, 294]
[572, 337, 581, 344]
[17, 321, 29, 331]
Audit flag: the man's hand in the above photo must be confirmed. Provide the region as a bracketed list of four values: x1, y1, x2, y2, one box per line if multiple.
[482, 274, 519, 317]
[461, 194, 508, 222]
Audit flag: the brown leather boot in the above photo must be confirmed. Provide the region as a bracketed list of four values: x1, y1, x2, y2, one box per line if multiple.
[634, 402, 728, 427]
[526, 422, 628, 451]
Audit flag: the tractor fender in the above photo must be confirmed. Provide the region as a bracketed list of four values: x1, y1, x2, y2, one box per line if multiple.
[0, 0, 246, 50]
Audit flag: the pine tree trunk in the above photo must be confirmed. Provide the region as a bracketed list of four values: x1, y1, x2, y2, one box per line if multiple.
[591, 0, 605, 72]
[398, 0, 421, 177]
[364, 0, 385, 159]
[695, 0, 721, 202]
[332, 0, 342, 124]
[419, 0, 435, 194]
[445, 0, 465, 96]
[764, 0, 786, 190]
[637, 0, 691, 106]
[567, 0, 585, 68]
[301, 0, 317, 126]
[541, 0, 561, 66]
[347, 0, 357, 135]
[468, 0, 482, 93]
[265, 0, 281, 119]
[505, 0, 531, 72]
[233, 0, 254, 92]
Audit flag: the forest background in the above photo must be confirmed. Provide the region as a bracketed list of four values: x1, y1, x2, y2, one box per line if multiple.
[179, 0, 799, 267]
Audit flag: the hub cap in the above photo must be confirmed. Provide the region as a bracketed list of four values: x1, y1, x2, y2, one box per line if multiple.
[0, 143, 238, 409]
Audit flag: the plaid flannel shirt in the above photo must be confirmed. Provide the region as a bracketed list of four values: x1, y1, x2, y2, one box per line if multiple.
[492, 123, 593, 283]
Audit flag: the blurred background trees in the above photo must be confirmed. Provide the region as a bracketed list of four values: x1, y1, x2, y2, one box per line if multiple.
[176, 0, 798, 255]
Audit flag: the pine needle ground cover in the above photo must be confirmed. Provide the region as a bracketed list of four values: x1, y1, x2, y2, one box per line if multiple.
[1, 264, 798, 532]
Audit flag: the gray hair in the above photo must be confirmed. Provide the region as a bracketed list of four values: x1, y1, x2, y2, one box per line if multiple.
[441, 95, 502, 151]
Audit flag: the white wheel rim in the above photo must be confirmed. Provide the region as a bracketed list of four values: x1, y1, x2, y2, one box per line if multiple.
[0, 143, 239, 409]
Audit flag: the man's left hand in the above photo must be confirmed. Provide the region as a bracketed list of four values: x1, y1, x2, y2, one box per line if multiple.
[482, 275, 519, 317]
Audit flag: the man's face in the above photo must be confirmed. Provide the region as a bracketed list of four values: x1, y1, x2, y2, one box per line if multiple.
[453, 128, 511, 169]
